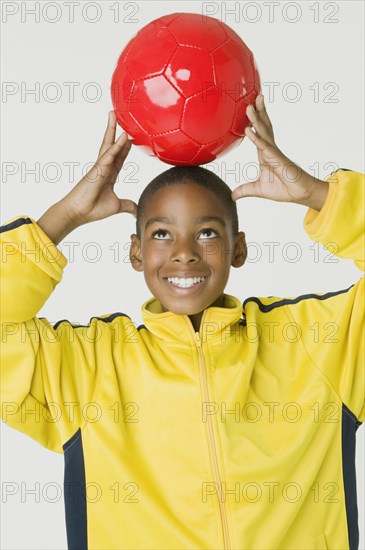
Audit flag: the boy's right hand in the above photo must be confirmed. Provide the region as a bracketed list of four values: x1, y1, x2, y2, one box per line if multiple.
[61, 110, 137, 225]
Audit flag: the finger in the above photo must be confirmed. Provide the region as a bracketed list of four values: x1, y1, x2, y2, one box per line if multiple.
[85, 135, 130, 184]
[245, 126, 273, 152]
[245, 104, 267, 140]
[246, 103, 274, 144]
[99, 132, 130, 167]
[245, 126, 289, 170]
[245, 126, 278, 159]
[118, 199, 138, 218]
[246, 96, 275, 145]
[255, 95, 275, 138]
[98, 111, 117, 158]
[231, 181, 263, 201]
[114, 137, 133, 173]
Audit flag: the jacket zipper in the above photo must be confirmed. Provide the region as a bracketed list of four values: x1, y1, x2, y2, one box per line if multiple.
[194, 330, 231, 550]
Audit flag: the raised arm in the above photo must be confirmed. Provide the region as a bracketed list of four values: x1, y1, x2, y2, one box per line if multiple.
[0, 112, 136, 451]
[233, 97, 364, 422]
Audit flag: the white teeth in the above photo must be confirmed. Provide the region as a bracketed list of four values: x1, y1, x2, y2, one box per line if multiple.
[167, 276, 207, 288]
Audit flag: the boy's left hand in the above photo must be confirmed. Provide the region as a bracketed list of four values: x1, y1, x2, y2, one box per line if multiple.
[231, 96, 329, 211]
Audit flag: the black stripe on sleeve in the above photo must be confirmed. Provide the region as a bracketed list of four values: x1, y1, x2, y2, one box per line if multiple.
[52, 312, 133, 330]
[243, 284, 355, 313]
[63, 428, 88, 550]
[342, 403, 361, 549]
[0, 217, 32, 233]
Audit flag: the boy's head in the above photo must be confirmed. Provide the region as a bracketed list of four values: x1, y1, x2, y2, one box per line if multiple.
[135, 166, 240, 238]
[130, 166, 247, 319]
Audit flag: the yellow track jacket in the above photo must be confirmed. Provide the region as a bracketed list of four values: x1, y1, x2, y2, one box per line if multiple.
[1, 169, 364, 550]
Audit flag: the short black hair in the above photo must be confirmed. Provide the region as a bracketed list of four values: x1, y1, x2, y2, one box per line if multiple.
[136, 166, 239, 238]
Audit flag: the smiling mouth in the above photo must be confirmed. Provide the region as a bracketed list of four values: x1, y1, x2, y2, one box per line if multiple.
[165, 276, 208, 289]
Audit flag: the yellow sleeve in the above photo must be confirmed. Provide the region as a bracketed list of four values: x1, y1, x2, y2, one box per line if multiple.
[303, 169, 364, 271]
[290, 170, 364, 421]
[0, 217, 103, 452]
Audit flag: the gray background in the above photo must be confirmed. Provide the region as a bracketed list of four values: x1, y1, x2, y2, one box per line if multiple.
[1, 1, 364, 548]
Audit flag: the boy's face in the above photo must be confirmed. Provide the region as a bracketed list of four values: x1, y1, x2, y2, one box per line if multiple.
[130, 182, 247, 317]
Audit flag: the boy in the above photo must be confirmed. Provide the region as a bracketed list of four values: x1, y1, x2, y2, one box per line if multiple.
[1, 96, 364, 549]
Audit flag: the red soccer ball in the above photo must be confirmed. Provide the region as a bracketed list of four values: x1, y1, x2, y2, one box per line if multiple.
[111, 13, 261, 166]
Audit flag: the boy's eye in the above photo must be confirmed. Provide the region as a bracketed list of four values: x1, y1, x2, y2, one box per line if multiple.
[199, 228, 218, 239]
[152, 229, 171, 240]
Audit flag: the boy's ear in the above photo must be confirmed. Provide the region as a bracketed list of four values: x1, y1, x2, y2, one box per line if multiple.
[129, 234, 143, 272]
[231, 231, 247, 268]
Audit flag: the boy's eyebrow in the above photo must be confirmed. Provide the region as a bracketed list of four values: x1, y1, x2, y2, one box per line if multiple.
[145, 216, 173, 229]
[145, 216, 226, 229]
[196, 216, 226, 227]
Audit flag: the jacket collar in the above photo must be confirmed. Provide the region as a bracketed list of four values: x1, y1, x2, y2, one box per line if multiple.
[141, 294, 244, 346]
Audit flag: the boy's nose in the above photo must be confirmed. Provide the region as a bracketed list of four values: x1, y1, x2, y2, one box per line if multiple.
[170, 239, 200, 264]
